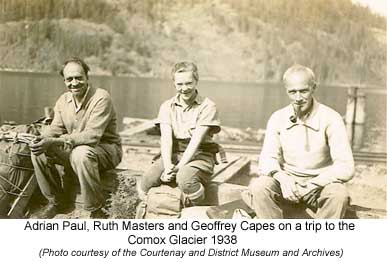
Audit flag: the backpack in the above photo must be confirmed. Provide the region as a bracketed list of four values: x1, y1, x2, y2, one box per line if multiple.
[0, 124, 41, 216]
[136, 184, 183, 219]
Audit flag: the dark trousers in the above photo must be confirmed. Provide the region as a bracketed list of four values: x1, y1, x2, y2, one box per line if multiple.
[31, 144, 121, 211]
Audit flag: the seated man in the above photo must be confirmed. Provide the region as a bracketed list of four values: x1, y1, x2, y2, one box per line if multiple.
[30, 57, 122, 218]
[249, 64, 354, 218]
[139, 61, 221, 206]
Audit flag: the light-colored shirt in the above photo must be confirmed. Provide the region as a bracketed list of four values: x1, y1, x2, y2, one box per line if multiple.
[43, 86, 121, 147]
[259, 100, 354, 187]
[156, 93, 221, 141]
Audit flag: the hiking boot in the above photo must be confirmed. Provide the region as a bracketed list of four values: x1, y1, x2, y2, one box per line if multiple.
[90, 208, 109, 219]
[37, 203, 59, 219]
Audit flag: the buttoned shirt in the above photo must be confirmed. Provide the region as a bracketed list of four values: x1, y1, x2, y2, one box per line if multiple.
[43, 86, 121, 147]
[259, 99, 354, 187]
[156, 92, 221, 141]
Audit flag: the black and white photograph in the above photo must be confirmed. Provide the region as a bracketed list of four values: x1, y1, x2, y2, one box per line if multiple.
[0, 0, 386, 260]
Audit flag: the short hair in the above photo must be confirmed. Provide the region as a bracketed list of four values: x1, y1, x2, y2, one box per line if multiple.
[283, 64, 316, 87]
[59, 57, 90, 79]
[171, 61, 199, 82]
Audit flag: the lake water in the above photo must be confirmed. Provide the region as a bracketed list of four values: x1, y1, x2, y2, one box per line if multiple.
[0, 71, 385, 153]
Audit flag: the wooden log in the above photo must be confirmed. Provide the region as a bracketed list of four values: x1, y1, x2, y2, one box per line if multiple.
[345, 87, 357, 125]
[211, 156, 250, 184]
[211, 156, 241, 179]
[7, 175, 37, 218]
[354, 91, 366, 124]
[345, 87, 366, 148]
[205, 182, 248, 206]
[120, 117, 156, 137]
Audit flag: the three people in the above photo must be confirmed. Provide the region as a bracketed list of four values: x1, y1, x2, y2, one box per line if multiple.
[30, 57, 122, 219]
[29, 58, 354, 219]
[248, 64, 355, 218]
[139, 61, 221, 206]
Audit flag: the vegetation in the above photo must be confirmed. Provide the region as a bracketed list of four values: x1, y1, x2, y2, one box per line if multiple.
[107, 173, 140, 219]
[0, 0, 385, 84]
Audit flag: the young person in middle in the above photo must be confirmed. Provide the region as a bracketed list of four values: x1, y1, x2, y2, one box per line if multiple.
[139, 61, 221, 206]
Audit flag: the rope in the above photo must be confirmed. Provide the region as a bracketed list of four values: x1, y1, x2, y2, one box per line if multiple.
[0, 162, 34, 171]
[0, 130, 37, 197]
[0, 174, 28, 197]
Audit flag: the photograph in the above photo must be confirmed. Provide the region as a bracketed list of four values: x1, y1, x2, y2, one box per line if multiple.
[0, 0, 386, 221]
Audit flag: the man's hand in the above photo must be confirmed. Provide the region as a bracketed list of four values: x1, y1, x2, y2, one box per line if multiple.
[273, 171, 300, 203]
[29, 137, 54, 156]
[295, 182, 319, 198]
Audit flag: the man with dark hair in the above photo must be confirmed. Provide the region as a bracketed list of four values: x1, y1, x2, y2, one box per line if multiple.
[30, 57, 122, 218]
[139, 61, 221, 206]
[248, 64, 354, 218]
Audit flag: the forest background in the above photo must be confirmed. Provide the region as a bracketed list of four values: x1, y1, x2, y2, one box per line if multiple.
[0, 0, 386, 86]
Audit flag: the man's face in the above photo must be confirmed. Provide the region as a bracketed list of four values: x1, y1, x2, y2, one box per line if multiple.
[63, 62, 88, 100]
[174, 71, 197, 103]
[285, 71, 316, 116]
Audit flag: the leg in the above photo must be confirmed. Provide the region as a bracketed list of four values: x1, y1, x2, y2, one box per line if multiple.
[31, 152, 65, 206]
[176, 166, 209, 205]
[69, 145, 105, 211]
[248, 176, 284, 218]
[315, 183, 350, 219]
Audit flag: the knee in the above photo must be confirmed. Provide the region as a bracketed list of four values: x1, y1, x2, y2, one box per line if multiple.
[249, 176, 277, 198]
[176, 167, 201, 194]
[70, 145, 97, 166]
[322, 183, 350, 204]
[176, 166, 205, 205]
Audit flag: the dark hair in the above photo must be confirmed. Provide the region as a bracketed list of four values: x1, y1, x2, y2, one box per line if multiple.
[59, 57, 90, 79]
[171, 61, 199, 82]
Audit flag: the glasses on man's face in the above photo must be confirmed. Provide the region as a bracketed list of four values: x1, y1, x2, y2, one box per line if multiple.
[64, 76, 85, 83]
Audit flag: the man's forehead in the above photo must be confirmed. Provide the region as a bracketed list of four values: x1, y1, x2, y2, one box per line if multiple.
[284, 71, 313, 87]
[63, 62, 85, 75]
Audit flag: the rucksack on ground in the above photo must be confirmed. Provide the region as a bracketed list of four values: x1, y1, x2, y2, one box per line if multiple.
[0, 123, 41, 217]
[136, 184, 183, 219]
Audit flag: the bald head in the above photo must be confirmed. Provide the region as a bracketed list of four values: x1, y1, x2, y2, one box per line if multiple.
[283, 64, 316, 89]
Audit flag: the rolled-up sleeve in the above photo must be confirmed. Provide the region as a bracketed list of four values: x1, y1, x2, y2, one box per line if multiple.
[155, 101, 171, 126]
[309, 116, 355, 187]
[61, 97, 113, 146]
[258, 114, 283, 175]
[197, 102, 221, 134]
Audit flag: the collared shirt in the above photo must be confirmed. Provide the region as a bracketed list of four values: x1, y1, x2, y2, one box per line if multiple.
[258, 99, 354, 187]
[73, 85, 90, 113]
[43, 85, 121, 147]
[156, 92, 221, 142]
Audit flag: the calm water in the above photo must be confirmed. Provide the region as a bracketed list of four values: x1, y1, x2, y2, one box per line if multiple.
[0, 71, 385, 152]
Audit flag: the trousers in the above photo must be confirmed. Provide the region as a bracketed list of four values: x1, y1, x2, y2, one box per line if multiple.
[140, 152, 215, 205]
[248, 176, 350, 218]
[31, 144, 122, 211]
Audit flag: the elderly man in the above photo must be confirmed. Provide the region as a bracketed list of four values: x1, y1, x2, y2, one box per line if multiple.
[30, 57, 122, 218]
[139, 61, 221, 206]
[249, 64, 354, 218]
